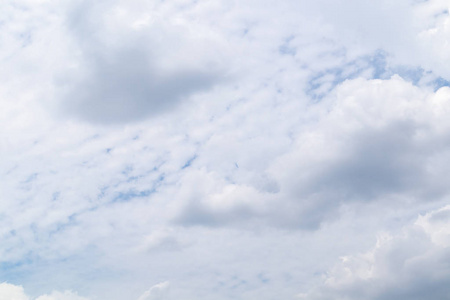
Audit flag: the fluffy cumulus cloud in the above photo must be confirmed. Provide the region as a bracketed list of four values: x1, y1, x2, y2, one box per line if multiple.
[0, 283, 87, 300]
[0, 283, 29, 300]
[35, 291, 89, 300]
[301, 205, 450, 300]
[1, 0, 450, 299]
[173, 77, 450, 229]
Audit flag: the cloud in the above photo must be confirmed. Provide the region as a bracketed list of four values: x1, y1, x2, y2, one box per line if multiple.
[35, 291, 89, 300]
[0, 283, 170, 300]
[0, 284, 88, 300]
[301, 205, 450, 300]
[310, 0, 450, 79]
[2, 0, 450, 299]
[268, 78, 450, 227]
[174, 77, 450, 229]
[0, 283, 29, 300]
[59, 47, 220, 124]
[137, 282, 170, 300]
[55, 0, 225, 124]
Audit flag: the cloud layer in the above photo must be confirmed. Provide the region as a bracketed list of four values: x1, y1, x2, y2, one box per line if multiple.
[1, 0, 450, 299]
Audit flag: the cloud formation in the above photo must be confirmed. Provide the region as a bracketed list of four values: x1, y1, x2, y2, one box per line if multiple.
[0, 283, 88, 300]
[174, 77, 450, 229]
[0, 283, 168, 300]
[137, 282, 170, 300]
[1, 0, 450, 299]
[302, 205, 450, 300]
[54, 0, 225, 124]
[0, 283, 28, 300]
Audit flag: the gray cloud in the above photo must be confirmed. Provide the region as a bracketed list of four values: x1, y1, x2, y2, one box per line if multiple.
[57, 1, 223, 124]
[302, 205, 450, 300]
[173, 78, 450, 230]
[60, 47, 220, 124]
[299, 120, 424, 201]
[174, 197, 258, 228]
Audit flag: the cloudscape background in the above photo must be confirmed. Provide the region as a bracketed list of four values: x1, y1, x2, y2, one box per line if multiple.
[1, 0, 450, 299]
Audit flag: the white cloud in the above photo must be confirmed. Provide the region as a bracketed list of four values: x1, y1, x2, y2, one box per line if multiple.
[308, 0, 450, 78]
[35, 291, 89, 300]
[173, 76, 450, 229]
[137, 282, 170, 300]
[0, 284, 88, 300]
[0, 283, 171, 300]
[0, 283, 29, 300]
[302, 205, 450, 300]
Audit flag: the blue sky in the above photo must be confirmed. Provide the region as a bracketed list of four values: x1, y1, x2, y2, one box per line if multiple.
[1, 0, 450, 299]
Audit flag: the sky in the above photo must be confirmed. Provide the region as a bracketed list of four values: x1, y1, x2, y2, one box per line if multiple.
[1, 0, 450, 299]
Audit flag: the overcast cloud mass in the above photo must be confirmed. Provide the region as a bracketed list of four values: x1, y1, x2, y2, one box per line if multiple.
[1, 0, 450, 299]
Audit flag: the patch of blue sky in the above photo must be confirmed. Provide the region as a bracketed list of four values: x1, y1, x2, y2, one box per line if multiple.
[121, 159, 165, 178]
[230, 279, 247, 290]
[278, 36, 296, 56]
[388, 65, 424, 85]
[120, 165, 134, 176]
[112, 189, 156, 203]
[385, 66, 450, 91]
[120, 175, 164, 202]
[257, 273, 270, 284]
[96, 185, 109, 201]
[368, 50, 450, 90]
[0, 264, 27, 283]
[0, 246, 110, 293]
[97, 165, 167, 204]
[0, 255, 35, 279]
[21, 172, 38, 184]
[368, 50, 389, 79]
[125, 175, 141, 183]
[431, 77, 450, 91]
[47, 213, 80, 236]
[305, 54, 380, 101]
[181, 155, 197, 169]
[18, 172, 39, 191]
[51, 192, 60, 201]
[306, 50, 450, 100]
